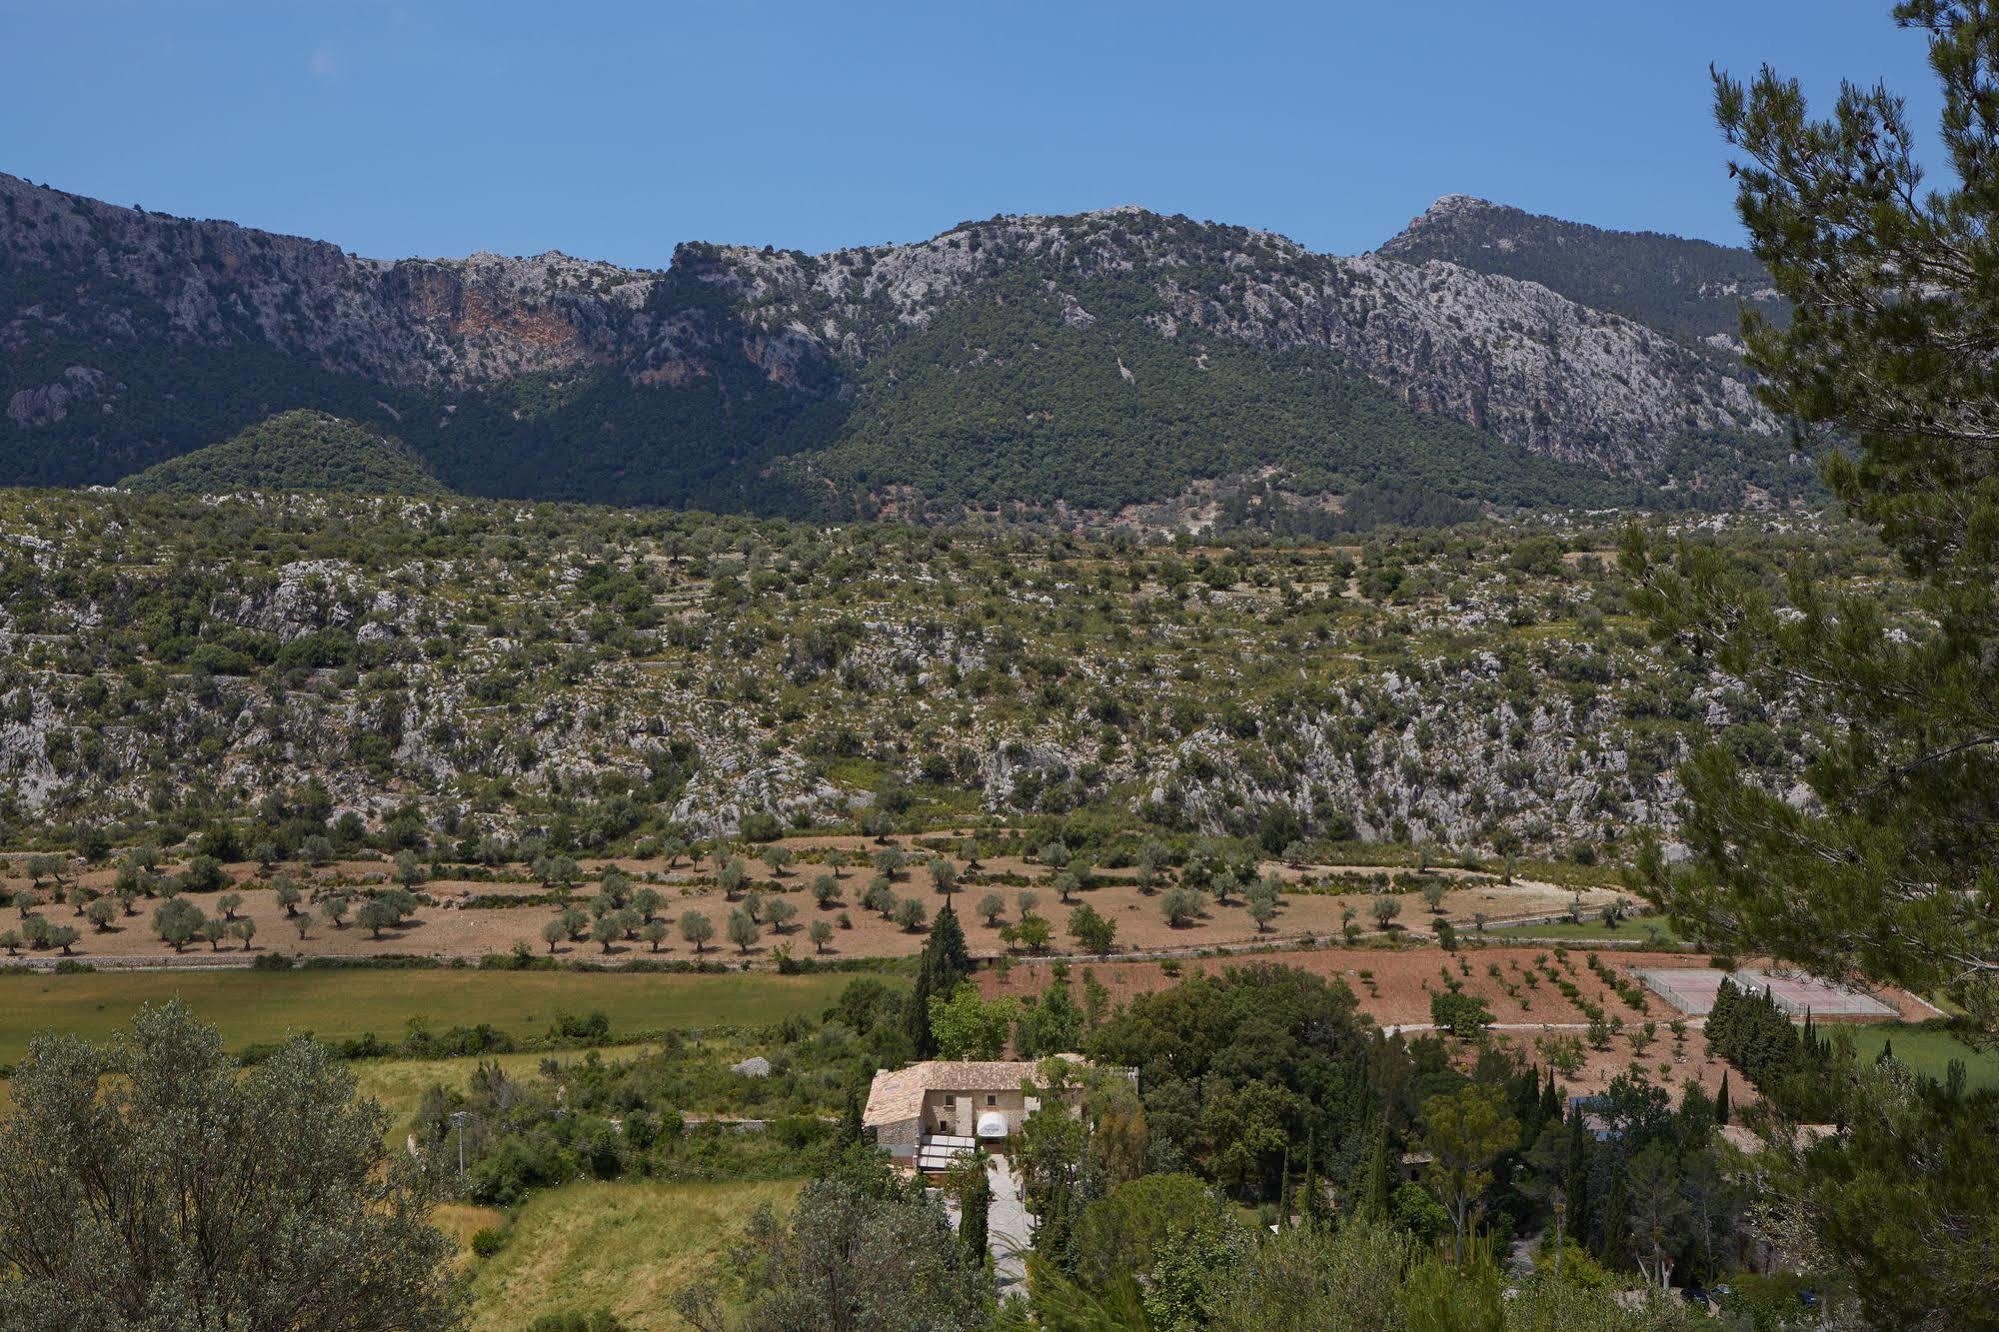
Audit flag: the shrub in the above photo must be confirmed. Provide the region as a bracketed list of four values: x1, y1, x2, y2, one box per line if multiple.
[738, 812, 784, 843]
[525, 1310, 626, 1332]
[1429, 990, 1494, 1038]
[1161, 887, 1204, 928]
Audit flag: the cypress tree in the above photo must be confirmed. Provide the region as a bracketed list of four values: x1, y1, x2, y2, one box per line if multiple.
[1301, 1127, 1325, 1230]
[1357, 1117, 1392, 1223]
[1510, 1063, 1543, 1133]
[1597, 1169, 1629, 1267]
[1714, 1071, 1730, 1127]
[959, 1164, 992, 1269]
[1562, 1109, 1590, 1231]
[907, 901, 971, 1058]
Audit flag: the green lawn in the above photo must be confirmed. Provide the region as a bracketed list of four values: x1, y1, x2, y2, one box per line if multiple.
[0, 969, 861, 1067]
[459, 1177, 802, 1330]
[1843, 1022, 1999, 1091]
[1479, 914, 1686, 948]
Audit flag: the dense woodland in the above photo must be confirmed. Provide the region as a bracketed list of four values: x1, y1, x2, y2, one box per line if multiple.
[121, 408, 448, 497]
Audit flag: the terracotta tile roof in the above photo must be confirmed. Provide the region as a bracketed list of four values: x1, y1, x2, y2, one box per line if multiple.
[863, 1056, 1083, 1126]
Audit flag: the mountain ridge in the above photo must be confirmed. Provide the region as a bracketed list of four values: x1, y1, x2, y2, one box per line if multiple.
[1378, 193, 1785, 347]
[1, 172, 1795, 519]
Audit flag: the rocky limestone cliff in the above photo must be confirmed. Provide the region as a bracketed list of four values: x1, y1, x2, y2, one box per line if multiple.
[1379, 193, 1787, 350]
[0, 173, 1787, 506]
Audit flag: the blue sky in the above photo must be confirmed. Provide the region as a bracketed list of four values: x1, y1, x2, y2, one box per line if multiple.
[1, 1, 1942, 267]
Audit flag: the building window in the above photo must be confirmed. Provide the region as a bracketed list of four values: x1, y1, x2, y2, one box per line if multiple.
[943, 1095, 955, 1108]
[986, 1095, 997, 1106]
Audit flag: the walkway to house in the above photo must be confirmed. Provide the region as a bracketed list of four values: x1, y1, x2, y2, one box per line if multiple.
[986, 1154, 1032, 1294]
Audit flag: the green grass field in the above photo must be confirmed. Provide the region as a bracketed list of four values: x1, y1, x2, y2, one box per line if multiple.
[456, 1177, 802, 1330]
[349, 1044, 663, 1146]
[1479, 914, 1686, 948]
[1844, 1022, 1999, 1091]
[0, 969, 861, 1067]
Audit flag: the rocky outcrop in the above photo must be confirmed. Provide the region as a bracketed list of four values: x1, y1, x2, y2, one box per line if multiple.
[0, 173, 1783, 498]
[7, 365, 107, 426]
[1378, 194, 1787, 346]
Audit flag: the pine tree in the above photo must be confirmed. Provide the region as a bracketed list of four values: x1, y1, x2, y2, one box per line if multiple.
[1632, 2, 1999, 1029]
[1714, 1071, 1730, 1128]
[1623, 12, 1999, 1319]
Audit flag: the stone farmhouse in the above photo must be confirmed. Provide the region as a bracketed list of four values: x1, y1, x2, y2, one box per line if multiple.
[863, 1055, 1101, 1171]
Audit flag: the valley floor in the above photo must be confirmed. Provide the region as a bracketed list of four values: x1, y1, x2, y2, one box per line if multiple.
[0, 842, 1628, 969]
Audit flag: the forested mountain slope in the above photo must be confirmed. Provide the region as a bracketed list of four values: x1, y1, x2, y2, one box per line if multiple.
[0, 173, 1796, 520]
[1378, 194, 1786, 349]
[123, 410, 447, 496]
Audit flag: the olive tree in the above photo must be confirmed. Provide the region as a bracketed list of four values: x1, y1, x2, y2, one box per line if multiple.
[0, 1001, 463, 1331]
[356, 899, 398, 939]
[727, 908, 762, 955]
[1161, 887, 1205, 928]
[152, 898, 204, 953]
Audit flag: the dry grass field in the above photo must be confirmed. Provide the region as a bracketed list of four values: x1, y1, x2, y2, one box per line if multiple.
[453, 1178, 801, 1331]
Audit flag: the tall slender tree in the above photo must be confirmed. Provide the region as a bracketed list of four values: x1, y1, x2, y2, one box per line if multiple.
[957, 1162, 992, 1271]
[907, 901, 971, 1058]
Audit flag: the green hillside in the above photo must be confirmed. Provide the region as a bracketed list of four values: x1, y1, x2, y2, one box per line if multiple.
[799, 272, 1645, 518]
[121, 410, 450, 497]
